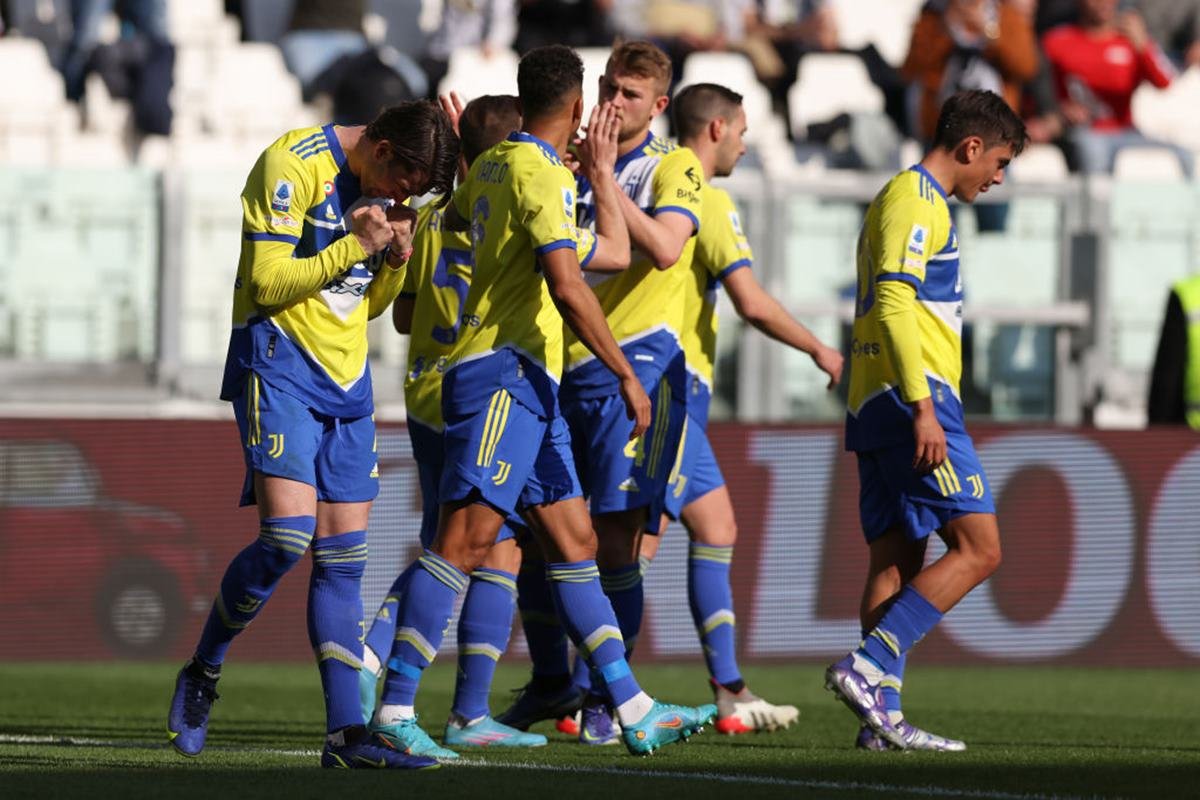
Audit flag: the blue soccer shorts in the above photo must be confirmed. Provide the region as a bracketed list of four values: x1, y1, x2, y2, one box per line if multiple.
[409, 418, 522, 547]
[561, 375, 686, 533]
[232, 372, 378, 506]
[440, 387, 582, 519]
[856, 430, 995, 543]
[663, 415, 726, 521]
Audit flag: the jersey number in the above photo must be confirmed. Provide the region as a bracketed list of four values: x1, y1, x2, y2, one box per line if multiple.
[431, 247, 471, 345]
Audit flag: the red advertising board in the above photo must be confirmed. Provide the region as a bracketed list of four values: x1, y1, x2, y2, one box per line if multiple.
[0, 419, 1196, 666]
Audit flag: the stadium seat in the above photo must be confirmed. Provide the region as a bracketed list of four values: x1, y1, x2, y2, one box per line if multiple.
[679, 52, 783, 151]
[168, 0, 239, 48]
[370, 0, 426, 59]
[1132, 66, 1200, 154]
[827, 0, 925, 67]
[1009, 144, 1069, 182]
[241, 0, 296, 44]
[787, 53, 885, 136]
[195, 44, 308, 140]
[439, 47, 520, 101]
[576, 47, 612, 114]
[1112, 146, 1189, 181]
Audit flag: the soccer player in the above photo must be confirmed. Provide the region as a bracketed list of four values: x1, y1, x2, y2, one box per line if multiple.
[357, 91, 632, 752]
[501, 39, 703, 746]
[639, 82, 844, 734]
[826, 89, 1025, 751]
[367, 45, 716, 758]
[166, 102, 459, 770]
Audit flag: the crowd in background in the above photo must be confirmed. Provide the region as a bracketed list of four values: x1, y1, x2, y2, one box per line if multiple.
[0, 0, 1198, 174]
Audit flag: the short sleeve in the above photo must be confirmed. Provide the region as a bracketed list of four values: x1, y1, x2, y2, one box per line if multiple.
[574, 226, 598, 269]
[518, 164, 579, 256]
[876, 195, 941, 288]
[699, 188, 753, 281]
[403, 204, 442, 297]
[241, 147, 312, 246]
[650, 147, 704, 233]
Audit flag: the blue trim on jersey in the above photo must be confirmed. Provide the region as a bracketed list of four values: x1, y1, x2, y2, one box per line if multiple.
[289, 131, 324, 154]
[614, 132, 654, 171]
[507, 131, 562, 165]
[845, 377, 967, 452]
[296, 144, 330, 160]
[716, 259, 751, 281]
[245, 232, 301, 244]
[562, 330, 686, 401]
[909, 164, 947, 200]
[323, 124, 348, 166]
[654, 205, 700, 233]
[444, 347, 560, 420]
[579, 232, 598, 269]
[877, 271, 922, 289]
[533, 239, 575, 256]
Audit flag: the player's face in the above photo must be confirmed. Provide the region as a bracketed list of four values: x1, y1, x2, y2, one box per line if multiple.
[955, 141, 1014, 203]
[598, 69, 667, 141]
[714, 107, 748, 178]
[364, 141, 429, 202]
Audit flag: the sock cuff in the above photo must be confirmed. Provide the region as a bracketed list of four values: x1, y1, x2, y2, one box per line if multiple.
[419, 550, 469, 593]
[689, 543, 734, 564]
[898, 585, 942, 621]
[258, 515, 317, 556]
[470, 567, 518, 594]
[546, 560, 600, 584]
[311, 530, 368, 566]
[599, 563, 643, 592]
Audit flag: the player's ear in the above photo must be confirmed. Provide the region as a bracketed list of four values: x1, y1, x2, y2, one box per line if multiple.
[572, 95, 584, 128]
[653, 93, 670, 118]
[373, 138, 393, 166]
[709, 116, 725, 144]
[959, 135, 984, 164]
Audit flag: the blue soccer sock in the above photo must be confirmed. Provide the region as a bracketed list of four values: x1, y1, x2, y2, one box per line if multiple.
[857, 585, 942, 676]
[600, 563, 644, 657]
[516, 557, 571, 685]
[378, 550, 469, 716]
[363, 562, 417, 670]
[862, 626, 906, 721]
[546, 561, 643, 709]
[307, 530, 369, 733]
[452, 568, 517, 722]
[195, 515, 315, 666]
[688, 543, 742, 688]
[570, 652, 592, 694]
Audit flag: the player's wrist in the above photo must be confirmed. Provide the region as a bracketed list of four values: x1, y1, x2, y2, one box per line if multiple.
[384, 247, 412, 269]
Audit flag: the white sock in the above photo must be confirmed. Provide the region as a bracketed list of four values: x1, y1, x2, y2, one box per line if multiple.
[374, 703, 415, 725]
[615, 692, 655, 726]
[887, 710, 905, 725]
[852, 651, 885, 686]
[362, 646, 382, 678]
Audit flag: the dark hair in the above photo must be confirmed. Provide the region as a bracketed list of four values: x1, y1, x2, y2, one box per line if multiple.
[931, 89, 1028, 156]
[365, 99, 460, 200]
[517, 45, 584, 120]
[608, 40, 673, 96]
[459, 95, 522, 165]
[672, 83, 743, 141]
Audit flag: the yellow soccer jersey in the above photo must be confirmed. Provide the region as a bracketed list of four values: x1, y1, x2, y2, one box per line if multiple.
[403, 199, 597, 431]
[443, 131, 586, 418]
[845, 165, 966, 451]
[563, 133, 704, 398]
[221, 124, 405, 418]
[680, 184, 752, 426]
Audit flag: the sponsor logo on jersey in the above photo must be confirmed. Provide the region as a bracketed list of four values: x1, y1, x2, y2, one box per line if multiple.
[271, 179, 293, 212]
[562, 187, 575, 219]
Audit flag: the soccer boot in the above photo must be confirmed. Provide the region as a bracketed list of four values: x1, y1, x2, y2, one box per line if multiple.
[824, 653, 905, 749]
[358, 665, 379, 724]
[371, 715, 460, 760]
[495, 681, 584, 731]
[621, 701, 717, 756]
[167, 659, 220, 757]
[711, 680, 800, 734]
[857, 721, 967, 752]
[578, 700, 619, 746]
[321, 726, 440, 769]
[443, 714, 548, 748]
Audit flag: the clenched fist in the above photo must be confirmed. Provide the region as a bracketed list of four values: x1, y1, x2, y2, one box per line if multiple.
[350, 204, 393, 255]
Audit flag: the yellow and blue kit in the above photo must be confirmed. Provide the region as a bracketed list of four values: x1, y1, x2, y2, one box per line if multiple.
[664, 184, 752, 518]
[402, 199, 595, 541]
[220, 124, 403, 504]
[847, 165, 994, 540]
[560, 132, 702, 526]
[438, 131, 588, 517]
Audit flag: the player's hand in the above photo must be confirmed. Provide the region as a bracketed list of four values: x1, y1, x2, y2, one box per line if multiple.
[350, 204, 393, 255]
[438, 91, 466, 135]
[385, 203, 418, 267]
[577, 102, 621, 179]
[619, 374, 652, 440]
[814, 345, 844, 390]
[911, 398, 946, 474]
[1118, 10, 1149, 51]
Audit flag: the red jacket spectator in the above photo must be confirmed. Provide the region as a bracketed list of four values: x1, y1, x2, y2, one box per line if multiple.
[1042, 15, 1175, 132]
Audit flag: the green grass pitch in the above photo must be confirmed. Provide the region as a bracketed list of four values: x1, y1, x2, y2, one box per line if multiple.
[2, 662, 1197, 799]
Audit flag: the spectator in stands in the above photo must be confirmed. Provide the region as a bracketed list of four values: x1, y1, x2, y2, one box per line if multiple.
[421, 0, 517, 99]
[1136, 0, 1200, 69]
[743, 1, 838, 126]
[514, 0, 615, 52]
[1148, 274, 1200, 429]
[279, 0, 369, 97]
[902, 1, 1037, 230]
[61, 0, 167, 101]
[1041, 0, 1187, 174]
[608, 0, 750, 88]
[1033, 0, 1078, 33]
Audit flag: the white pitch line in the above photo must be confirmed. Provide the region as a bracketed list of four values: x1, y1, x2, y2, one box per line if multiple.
[0, 734, 1099, 800]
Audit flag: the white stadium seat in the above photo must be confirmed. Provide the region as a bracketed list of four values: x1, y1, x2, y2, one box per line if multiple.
[1009, 143, 1069, 182]
[827, 0, 925, 67]
[1113, 146, 1188, 181]
[1132, 66, 1200, 154]
[438, 47, 521, 102]
[679, 52, 783, 149]
[788, 52, 885, 135]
